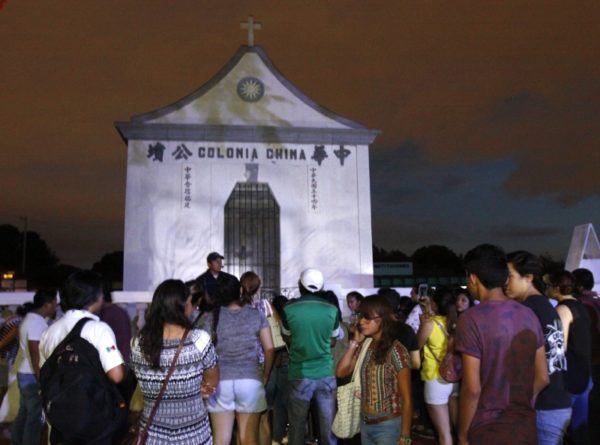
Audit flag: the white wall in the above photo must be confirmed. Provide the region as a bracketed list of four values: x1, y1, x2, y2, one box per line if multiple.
[123, 141, 373, 291]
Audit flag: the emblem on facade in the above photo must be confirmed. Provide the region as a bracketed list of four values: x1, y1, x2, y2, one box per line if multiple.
[237, 77, 265, 102]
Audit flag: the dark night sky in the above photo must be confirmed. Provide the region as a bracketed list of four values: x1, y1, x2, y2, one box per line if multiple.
[2, 1, 600, 268]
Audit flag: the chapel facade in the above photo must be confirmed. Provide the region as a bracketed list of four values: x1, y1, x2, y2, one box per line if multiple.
[116, 39, 379, 293]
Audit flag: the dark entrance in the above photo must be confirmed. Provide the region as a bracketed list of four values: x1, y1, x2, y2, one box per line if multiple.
[224, 182, 280, 292]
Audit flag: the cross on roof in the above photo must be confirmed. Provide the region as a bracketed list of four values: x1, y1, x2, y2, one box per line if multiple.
[240, 16, 262, 46]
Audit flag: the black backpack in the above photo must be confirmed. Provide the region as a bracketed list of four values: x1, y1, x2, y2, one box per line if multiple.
[39, 317, 127, 444]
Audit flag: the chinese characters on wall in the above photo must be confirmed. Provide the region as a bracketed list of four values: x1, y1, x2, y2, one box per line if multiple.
[310, 167, 318, 212]
[182, 165, 192, 209]
[146, 143, 353, 167]
[146, 143, 355, 213]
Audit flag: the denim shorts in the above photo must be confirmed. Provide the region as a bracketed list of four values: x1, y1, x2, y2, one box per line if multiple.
[206, 378, 267, 413]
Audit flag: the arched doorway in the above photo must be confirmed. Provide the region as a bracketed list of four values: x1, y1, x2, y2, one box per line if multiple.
[224, 182, 280, 292]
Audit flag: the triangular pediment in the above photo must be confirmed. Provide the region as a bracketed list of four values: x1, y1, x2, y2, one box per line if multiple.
[566, 223, 600, 271]
[131, 46, 365, 130]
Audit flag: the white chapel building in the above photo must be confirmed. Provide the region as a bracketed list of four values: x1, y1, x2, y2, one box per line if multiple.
[115, 26, 380, 294]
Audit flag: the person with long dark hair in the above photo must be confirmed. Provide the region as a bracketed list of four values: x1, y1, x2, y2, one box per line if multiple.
[548, 270, 592, 445]
[417, 287, 458, 445]
[454, 288, 474, 316]
[205, 273, 274, 445]
[267, 295, 290, 445]
[506, 251, 571, 445]
[336, 295, 412, 445]
[131, 279, 219, 445]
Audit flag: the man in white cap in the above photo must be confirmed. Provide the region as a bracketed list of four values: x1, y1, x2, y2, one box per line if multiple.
[281, 268, 340, 445]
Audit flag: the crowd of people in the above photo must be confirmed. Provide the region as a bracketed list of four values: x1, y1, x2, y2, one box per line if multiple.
[0, 244, 599, 445]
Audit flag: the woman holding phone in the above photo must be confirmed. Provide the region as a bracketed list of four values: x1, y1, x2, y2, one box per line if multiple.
[417, 287, 458, 445]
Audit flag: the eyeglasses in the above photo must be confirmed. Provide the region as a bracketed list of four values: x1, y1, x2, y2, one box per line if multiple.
[357, 313, 382, 321]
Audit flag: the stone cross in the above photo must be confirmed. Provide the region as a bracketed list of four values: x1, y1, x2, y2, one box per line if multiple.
[240, 16, 262, 46]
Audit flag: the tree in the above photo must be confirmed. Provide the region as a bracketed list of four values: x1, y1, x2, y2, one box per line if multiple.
[373, 245, 410, 262]
[0, 224, 21, 271]
[411, 245, 463, 276]
[0, 224, 59, 285]
[92, 251, 124, 284]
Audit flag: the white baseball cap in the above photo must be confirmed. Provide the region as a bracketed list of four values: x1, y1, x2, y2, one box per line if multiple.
[299, 268, 324, 292]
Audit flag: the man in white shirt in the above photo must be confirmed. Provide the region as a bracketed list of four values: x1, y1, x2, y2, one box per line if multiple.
[39, 270, 126, 443]
[406, 285, 424, 333]
[12, 289, 57, 445]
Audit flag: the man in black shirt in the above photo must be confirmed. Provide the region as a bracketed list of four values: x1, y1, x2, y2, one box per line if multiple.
[196, 252, 235, 310]
[506, 251, 571, 444]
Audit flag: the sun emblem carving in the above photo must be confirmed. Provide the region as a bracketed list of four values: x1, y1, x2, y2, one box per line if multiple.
[237, 77, 265, 102]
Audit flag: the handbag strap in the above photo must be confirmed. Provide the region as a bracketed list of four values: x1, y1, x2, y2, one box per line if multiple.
[432, 317, 456, 352]
[425, 317, 449, 364]
[431, 317, 450, 338]
[139, 328, 190, 441]
[425, 343, 442, 364]
[350, 337, 372, 383]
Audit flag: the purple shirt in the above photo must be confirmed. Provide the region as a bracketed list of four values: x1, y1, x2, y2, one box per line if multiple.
[99, 304, 132, 363]
[455, 299, 544, 444]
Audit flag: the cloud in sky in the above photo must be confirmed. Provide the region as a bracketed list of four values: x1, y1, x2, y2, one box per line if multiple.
[370, 147, 600, 257]
[1, 1, 600, 266]
[489, 224, 563, 239]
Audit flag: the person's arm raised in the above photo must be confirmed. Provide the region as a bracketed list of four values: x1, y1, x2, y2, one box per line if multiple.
[336, 329, 365, 378]
[416, 318, 433, 349]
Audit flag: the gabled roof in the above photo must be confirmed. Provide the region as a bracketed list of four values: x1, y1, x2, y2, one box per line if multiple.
[115, 46, 379, 145]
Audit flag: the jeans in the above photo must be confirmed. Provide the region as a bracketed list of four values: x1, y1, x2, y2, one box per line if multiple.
[266, 364, 289, 442]
[536, 408, 571, 445]
[569, 377, 593, 445]
[360, 416, 402, 445]
[12, 373, 43, 445]
[287, 376, 337, 445]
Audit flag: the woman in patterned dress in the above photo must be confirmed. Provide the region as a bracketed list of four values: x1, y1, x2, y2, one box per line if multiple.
[336, 294, 413, 445]
[131, 279, 219, 445]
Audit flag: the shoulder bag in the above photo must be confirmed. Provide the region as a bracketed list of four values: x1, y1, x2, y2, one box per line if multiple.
[428, 318, 462, 383]
[332, 337, 372, 439]
[261, 298, 287, 350]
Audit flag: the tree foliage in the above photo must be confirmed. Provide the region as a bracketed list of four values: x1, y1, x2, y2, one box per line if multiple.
[0, 224, 59, 285]
[92, 251, 123, 283]
[373, 245, 410, 262]
[410, 245, 463, 276]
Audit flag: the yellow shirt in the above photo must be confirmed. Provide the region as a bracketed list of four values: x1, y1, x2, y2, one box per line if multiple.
[420, 315, 448, 381]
